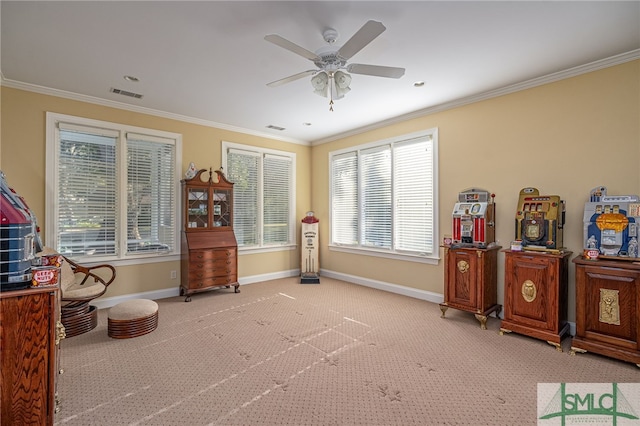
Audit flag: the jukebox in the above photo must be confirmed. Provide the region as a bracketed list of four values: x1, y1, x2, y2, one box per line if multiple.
[515, 187, 565, 251]
[583, 186, 639, 258]
[1, 171, 41, 291]
[451, 188, 495, 248]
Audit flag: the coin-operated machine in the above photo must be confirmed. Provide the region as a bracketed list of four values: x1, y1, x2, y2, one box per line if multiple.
[515, 187, 565, 252]
[1, 171, 41, 291]
[300, 211, 320, 284]
[451, 188, 496, 248]
[583, 186, 639, 258]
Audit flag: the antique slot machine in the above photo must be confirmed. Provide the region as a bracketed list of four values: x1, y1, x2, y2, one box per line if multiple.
[583, 186, 639, 258]
[515, 187, 565, 251]
[451, 188, 495, 248]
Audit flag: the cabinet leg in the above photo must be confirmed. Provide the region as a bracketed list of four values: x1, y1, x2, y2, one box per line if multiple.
[184, 295, 192, 302]
[439, 304, 448, 318]
[546, 341, 563, 352]
[499, 328, 512, 336]
[569, 347, 587, 356]
[234, 284, 240, 293]
[474, 314, 488, 330]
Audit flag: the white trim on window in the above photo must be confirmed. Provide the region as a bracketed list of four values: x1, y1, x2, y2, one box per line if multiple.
[222, 141, 296, 253]
[45, 112, 182, 264]
[328, 128, 439, 264]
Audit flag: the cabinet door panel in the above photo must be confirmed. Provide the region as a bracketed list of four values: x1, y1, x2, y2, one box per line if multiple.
[582, 268, 638, 344]
[1, 289, 56, 425]
[447, 250, 477, 308]
[508, 261, 550, 325]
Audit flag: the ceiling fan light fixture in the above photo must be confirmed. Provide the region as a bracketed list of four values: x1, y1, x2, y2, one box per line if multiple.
[267, 20, 403, 111]
[333, 71, 352, 98]
[311, 71, 329, 97]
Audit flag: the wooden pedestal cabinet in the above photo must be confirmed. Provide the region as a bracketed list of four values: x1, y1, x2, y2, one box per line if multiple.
[181, 168, 239, 302]
[1, 286, 64, 425]
[440, 245, 502, 329]
[500, 250, 572, 351]
[571, 257, 640, 366]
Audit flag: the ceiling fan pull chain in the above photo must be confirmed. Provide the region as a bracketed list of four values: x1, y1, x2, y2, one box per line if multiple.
[329, 76, 335, 111]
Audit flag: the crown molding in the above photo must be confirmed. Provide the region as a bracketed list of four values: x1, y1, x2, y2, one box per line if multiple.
[311, 49, 640, 146]
[3, 49, 638, 147]
[0, 75, 310, 146]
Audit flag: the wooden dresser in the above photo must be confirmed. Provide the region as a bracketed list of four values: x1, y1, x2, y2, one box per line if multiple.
[571, 256, 640, 366]
[1, 286, 64, 425]
[181, 168, 239, 302]
[500, 249, 572, 351]
[440, 245, 502, 329]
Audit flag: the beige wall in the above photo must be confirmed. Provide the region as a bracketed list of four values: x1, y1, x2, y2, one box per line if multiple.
[0, 87, 311, 297]
[311, 60, 640, 320]
[2, 60, 638, 322]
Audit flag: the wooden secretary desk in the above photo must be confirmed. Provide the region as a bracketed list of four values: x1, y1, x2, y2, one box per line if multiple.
[180, 168, 239, 302]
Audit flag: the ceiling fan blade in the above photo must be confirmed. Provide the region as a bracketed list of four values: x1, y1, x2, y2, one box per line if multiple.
[265, 34, 321, 62]
[347, 64, 405, 79]
[337, 20, 386, 60]
[267, 70, 317, 87]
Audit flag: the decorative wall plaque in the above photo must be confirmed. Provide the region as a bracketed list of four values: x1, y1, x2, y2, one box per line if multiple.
[457, 260, 469, 273]
[521, 279, 537, 303]
[599, 288, 620, 325]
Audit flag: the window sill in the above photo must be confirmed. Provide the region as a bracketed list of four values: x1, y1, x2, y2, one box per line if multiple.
[66, 253, 180, 267]
[238, 244, 296, 255]
[328, 244, 439, 265]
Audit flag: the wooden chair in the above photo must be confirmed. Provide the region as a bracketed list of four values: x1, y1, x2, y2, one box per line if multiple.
[39, 247, 116, 337]
[59, 256, 116, 337]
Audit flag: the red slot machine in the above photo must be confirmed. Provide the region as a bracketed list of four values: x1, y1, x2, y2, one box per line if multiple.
[451, 188, 495, 248]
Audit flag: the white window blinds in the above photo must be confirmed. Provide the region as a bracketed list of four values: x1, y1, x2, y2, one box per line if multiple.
[330, 131, 437, 258]
[47, 113, 181, 262]
[57, 126, 118, 256]
[126, 134, 176, 254]
[225, 144, 295, 249]
[263, 154, 292, 245]
[361, 146, 392, 249]
[227, 149, 260, 247]
[331, 152, 358, 245]
[394, 137, 434, 254]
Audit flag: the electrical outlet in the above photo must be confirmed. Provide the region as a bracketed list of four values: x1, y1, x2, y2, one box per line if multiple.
[170, 270, 177, 279]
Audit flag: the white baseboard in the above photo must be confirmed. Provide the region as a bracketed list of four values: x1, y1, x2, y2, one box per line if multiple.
[319, 268, 445, 304]
[90, 268, 577, 337]
[91, 287, 180, 310]
[238, 269, 300, 285]
[91, 269, 301, 309]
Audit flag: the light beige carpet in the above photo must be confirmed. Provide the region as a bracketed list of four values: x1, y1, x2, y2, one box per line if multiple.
[55, 277, 637, 425]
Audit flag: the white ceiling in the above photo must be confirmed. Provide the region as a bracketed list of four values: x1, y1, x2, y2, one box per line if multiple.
[2, 1, 639, 145]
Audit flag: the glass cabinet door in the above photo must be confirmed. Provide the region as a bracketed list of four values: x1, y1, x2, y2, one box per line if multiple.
[187, 188, 209, 228]
[213, 189, 232, 227]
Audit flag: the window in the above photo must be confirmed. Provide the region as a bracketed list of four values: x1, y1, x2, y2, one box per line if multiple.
[46, 113, 182, 263]
[223, 142, 295, 251]
[330, 129, 438, 262]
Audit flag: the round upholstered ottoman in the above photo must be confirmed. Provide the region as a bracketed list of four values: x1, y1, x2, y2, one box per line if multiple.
[108, 299, 158, 339]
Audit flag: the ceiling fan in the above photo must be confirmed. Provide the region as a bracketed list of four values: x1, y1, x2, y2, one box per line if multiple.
[264, 20, 405, 108]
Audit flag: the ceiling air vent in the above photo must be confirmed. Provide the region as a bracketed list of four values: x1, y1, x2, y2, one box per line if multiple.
[266, 125, 285, 131]
[110, 87, 143, 99]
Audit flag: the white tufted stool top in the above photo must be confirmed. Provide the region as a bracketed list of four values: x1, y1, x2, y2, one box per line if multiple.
[108, 299, 158, 338]
[108, 299, 158, 320]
